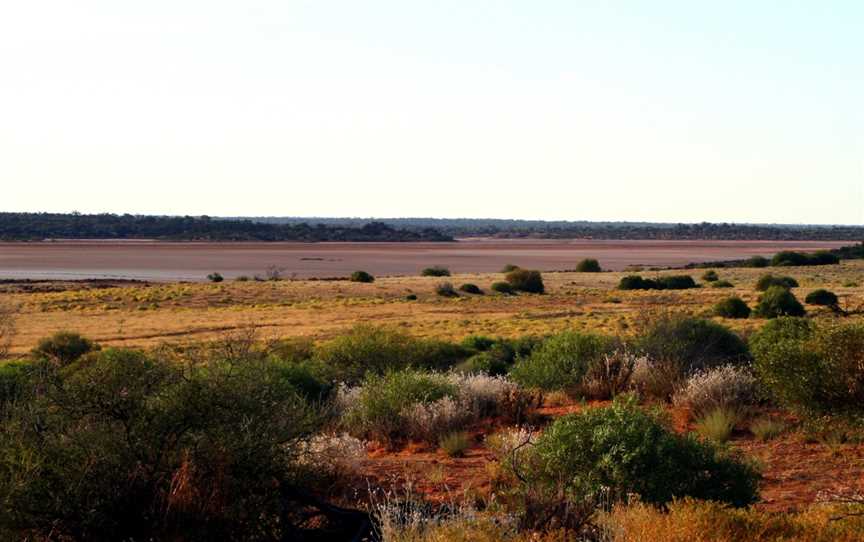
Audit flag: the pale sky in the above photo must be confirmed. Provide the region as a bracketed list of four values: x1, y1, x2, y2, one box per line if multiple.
[1, 1, 862, 224]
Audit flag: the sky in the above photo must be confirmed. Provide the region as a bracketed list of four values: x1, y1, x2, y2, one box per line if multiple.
[1, 1, 862, 224]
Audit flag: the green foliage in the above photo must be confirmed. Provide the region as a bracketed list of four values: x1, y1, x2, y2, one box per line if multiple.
[272, 360, 333, 402]
[207, 272, 224, 282]
[491, 281, 515, 294]
[751, 319, 864, 419]
[458, 283, 483, 294]
[711, 279, 734, 288]
[744, 255, 770, 268]
[618, 275, 697, 290]
[753, 286, 805, 318]
[701, 270, 719, 282]
[805, 289, 839, 307]
[755, 274, 799, 291]
[0, 361, 31, 411]
[713, 297, 751, 319]
[435, 282, 459, 297]
[618, 275, 652, 290]
[439, 431, 471, 457]
[461, 335, 496, 352]
[505, 269, 545, 294]
[575, 258, 602, 272]
[695, 407, 741, 443]
[350, 270, 375, 283]
[421, 266, 451, 277]
[31, 331, 100, 366]
[636, 313, 749, 372]
[530, 398, 759, 506]
[772, 250, 840, 267]
[750, 418, 787, 441]
[509, 332, 613, 391]
[500, 263, 520, 273]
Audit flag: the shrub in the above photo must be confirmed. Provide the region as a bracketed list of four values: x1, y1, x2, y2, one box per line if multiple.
[695, 406, 741, 443]
[656, 275, 698, 289]
[458, 283, 483, 294]
[439, 431, 471, 457]
[744, 255, 770, 268]
[575, 258, 601, 272]
[753, 286, 805, 318]
[491, 281, 514, 294]
[751, 319, 864, 419]
[673, 365, 758, 417]
[636, 313, 749, 373]
[755, 274, 799, 291]
[772, 250, 840, 267]
[234, 275, 250, 282]
[0, 361, 31, 411]
[435, 282, 459, 297]
[207, 272, 224, 282]
[31, 331, 100, 366]
[405, 294, 418, 301]
[0, 301, 16, 359]
[750, 418, 787, 441]
[805, 288, 839, 307]
[296, 433, 367, 478]
[527, 398, 759, 506]
[421, 266, 451, 277]
[505, 269, 545, 294]
[618, 275, 653, 290]
[461, 335, 496, 351]
[509, 332, 613, 392]
[273, 360, 333, 402]
[350, 270, 375, 283]
[713, 296, 751, 319]
[711, 279, 734, 288]
[581, 348, 640, 400]
[701, 270, 719, 282]
[500, 264, 520, 273]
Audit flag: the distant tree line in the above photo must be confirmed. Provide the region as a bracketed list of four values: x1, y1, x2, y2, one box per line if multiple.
[0, 213, 453, 242]
[232, 217, 864, 241]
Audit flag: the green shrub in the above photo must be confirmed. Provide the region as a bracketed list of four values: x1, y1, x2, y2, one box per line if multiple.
[461, 335, 496, 351]
[435, 282, 459, 297]
[695, 406, 741, 443]
[458, 283, 483, 294]
[0, 361, 31, 411]
[491, 281, 515, 294]
[207, 272, 224, 282]
[509, 332, 613, 391]
[701, 270, 719, 282]
[656, 275, 698, 289]
[439, 431, 471, 457]
[711, 279, 734, 288]
[753, 286, 805, 318]
[31, 331, 100, 366]
[751, 319, 864, 419]
[636, 313, 749, 373]
[505, 269, 545, 294]
[772, 250, 840, 267]
[350, 270, 375, 283]
[805, 289, 839, 307]
[618, 275, 653, 290]
[234, 275, 250, 282]
[273, 360, 333, 402]
[713, 297, 751, 319]
[744, 255, 770, 268]
[421, 266, 451, 277]
[405, 294, 418, 301]
[750, 418, 787, 441]
[500, 264, 520, 273]
[575, 259, 601, 273]
[530, 397, 759, 506]
[755, 274, 798, 291]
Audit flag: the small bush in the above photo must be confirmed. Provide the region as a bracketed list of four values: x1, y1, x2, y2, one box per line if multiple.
[744, 255, 770, 268]
[575, 258, 601, 272]
[618, 275, 653, 290]
[711, 279, 734, 288]
[0, 361, 31, 410]
[695, 406, 741, 443]
[673, 365, 758, 418]
[461, 335, 496, 351]
[500, 264, 520, 273]
[713, 296, 751, 319]
[581, 348, 640, 400]
[805, 288, 839, 307]
[234, 275, 250, 282]
[753, 286, 805, 318]
[701, 270, 719, 282]
[505, 269, 545, 294]
[491, 281, 514, 294]
[435, 282, 459, 297]
[439, 431, 471, 457]
[458, 283, 483, 295]
[750, 418, 787, 441]
[773, 250, 840, 267]
[509, 332, 614, 392]
[636, 313, 749, 373]
[755, 274, 799, 291]
[421, 266, 451, 277]
[31, 331, 100, 366]
[350, 270, 375, 283]
[656, 275, 698, 289]
[405, 294, 418, 301]
[207, 272, 224, 282]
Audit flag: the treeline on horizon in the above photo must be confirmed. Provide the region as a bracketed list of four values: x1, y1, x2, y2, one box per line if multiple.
[237, 216, 864, 241]
[0, 213, 453, 242]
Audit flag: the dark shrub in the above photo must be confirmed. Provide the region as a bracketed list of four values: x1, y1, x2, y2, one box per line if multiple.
[618, 275, 652, 290]
[0, 361, 31, 411]
[636, 313, 749, 373]
[465, 351, 511, 377]
[435, 282, 458, 297]
[207, 272, 224, 282]
[753, 286, 805, 318]
[711, 280, 734, 288]
[32, 331, 100, 366]
[501, 264, 520, 273]
[808, 251, 840, 265]
[575, 259, 601, 272]
[491, 281, 515, 294]
[273, 360, 333, 402]
[405, 294, 418, 300]
[528, 397, 759, 507]
[506, 269, 545, 294]
[713, 297, 751, 319]
[421, 266, 451, 277]
[751, 319, 864, 419]
[744, 255, 770, 268]
[509, 332, 613, 391]
[772, 250, 840, 267]
[458, 283, 483, 295]
[461, 335, 496, 351]
[755, 274, 798, 291]
[266, 337, 315, 363]
[805, 289, 839, 307]
[656, 275, 698, 290]
[350, 270, 375, 283]
[701, 270, 719, 282]
[463, 337, 540, 376]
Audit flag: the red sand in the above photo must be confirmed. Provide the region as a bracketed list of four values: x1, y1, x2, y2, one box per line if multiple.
[0, 239, 850, 281]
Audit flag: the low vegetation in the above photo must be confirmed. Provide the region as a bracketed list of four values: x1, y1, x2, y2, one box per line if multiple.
[422, 266, 451, 277]
[505, 269, 545, 294]
[753, 286, 805, 318]
[575, 258, 602, 272]
[350, 270, 375, 283]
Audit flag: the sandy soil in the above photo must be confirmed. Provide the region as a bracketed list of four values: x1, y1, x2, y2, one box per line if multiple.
[0, 239, 850, 281]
